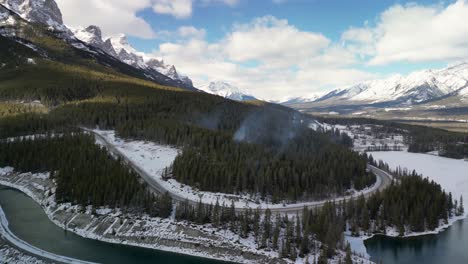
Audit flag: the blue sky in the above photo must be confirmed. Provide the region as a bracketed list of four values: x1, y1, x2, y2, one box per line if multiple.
[57, 0, 468, 100]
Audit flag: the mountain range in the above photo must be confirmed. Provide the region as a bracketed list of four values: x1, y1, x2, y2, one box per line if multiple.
[2, 0, 468, 115]
[198, 81, 257, 101]
[0, 0, 196, 91]
[284, 62, 468, 118]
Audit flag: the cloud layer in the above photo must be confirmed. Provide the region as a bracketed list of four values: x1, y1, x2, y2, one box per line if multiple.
[56, 0, 239, 38]
[57, 0, 468, 100]
[153, 16, 373, 100]
[342, 0, 468, 65]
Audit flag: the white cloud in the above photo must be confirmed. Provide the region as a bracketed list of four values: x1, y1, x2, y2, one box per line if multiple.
[342, 0, 468, 65]
[224, 16, 330, 68]
[56, 0, 156, 38]
[178, 26, 206, 39]
[153, 16, 374, 100]
[201, 0, 239, 7]
[152, 0, 192, 19]
[56, 0, 239, 38]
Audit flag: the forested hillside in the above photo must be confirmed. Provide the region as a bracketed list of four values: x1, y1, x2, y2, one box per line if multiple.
[0, 8, 461, 262]
[0, 134, 173, 217]
[0, 17, 376, 201]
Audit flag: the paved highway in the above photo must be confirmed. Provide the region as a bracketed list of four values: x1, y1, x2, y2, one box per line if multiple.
[87, 129, 393, 214]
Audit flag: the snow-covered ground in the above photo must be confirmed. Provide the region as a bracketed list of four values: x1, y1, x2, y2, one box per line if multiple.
[0, 205, 95, 264]
[347, 151, 468, 257]
[313, 123, 407, 153]
[0, 242, 48, 264]
[369, 151, 468, 210]
[93, 130, 384, 211]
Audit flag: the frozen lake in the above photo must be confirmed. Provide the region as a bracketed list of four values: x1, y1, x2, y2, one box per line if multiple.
[366, 151, 468, 264]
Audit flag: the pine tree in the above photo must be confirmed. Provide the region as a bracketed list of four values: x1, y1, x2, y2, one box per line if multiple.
[345, 243, 353, 264]
[272, 214, 281, 250]
[212, 199, 220, 227]
[459, 195, 465, 216]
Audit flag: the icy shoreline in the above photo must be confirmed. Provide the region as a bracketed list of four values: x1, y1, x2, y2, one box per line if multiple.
[346, 214, 467, 258]
[0, 168, 275, 264]
[0, 205, 96, 264]
[0, 167, 374, 264]
[347, 151, 468, 258]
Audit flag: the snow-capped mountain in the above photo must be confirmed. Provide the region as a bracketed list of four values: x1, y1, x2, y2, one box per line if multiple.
[311, 62, 468, 107]
[73, 30, 194, 88]
[72, 25, 117, 57]
[0, 0, 195, 90]
[199, 81, 257, 101]
[0, 0, 69, 33]
[281, 93, 325, 105]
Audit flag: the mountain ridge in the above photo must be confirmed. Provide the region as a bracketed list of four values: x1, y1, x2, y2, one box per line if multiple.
[198, 81, 257, 101]
[288, 62, 468, 109]
[0, 0, 196, 91]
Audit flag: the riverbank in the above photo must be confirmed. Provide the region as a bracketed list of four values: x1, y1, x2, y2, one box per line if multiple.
[345, 214, 467, 258]
[0, 167, 373, 264]
[0, 238, 49, 264]
[0, 204, 96, 264]
[0, 169, 275, 263]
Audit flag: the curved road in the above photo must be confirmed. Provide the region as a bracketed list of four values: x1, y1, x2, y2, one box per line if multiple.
[87, 129, 393, 214]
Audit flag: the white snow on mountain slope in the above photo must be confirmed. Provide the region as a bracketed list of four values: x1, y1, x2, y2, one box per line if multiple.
[71, 28, 194, 87]
[108, 34, 193, 86]
[0, 0, 69, 33]
[0, 0, 194, 88]
[199, 81, 257, 101]
[72, 25, 117, 57]
[458, 86, 468, 100]
[280, 93, 325, 105]
[316, 62, 468, 105]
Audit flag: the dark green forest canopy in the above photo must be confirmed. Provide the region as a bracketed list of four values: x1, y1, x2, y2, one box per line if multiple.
[0, 22, 374, 201]
[0, 134, 173, 218]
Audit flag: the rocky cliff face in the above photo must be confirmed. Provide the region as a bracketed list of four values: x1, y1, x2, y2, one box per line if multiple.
[0, 0, 67, 31]
[1, 0, 195, 90]
[72, 25, 118, 57]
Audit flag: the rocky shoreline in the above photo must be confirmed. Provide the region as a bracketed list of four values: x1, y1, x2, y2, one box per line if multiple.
[0, 169, 282, 264]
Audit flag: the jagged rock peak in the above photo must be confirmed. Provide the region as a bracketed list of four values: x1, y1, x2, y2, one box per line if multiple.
[84, 25, 102, 40]
[0, 0, 63, 28]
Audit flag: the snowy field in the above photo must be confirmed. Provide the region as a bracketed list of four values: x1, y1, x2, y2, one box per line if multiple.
[346, 151, 468, 257]
[93, 130, 383, 211]
[369, 151, 468, 211]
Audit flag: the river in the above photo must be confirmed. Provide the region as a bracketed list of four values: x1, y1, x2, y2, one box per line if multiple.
[366, 218, 468, 264]
[0, 186, 229, 264]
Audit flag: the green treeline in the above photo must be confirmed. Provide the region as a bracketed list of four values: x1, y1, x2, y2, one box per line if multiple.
[0, 26, 376, 201]
[174, 173, 457, 260]
[0, 134, 458, 261]
[0, 134, 172, 217]
[0, 92, 375, 201]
